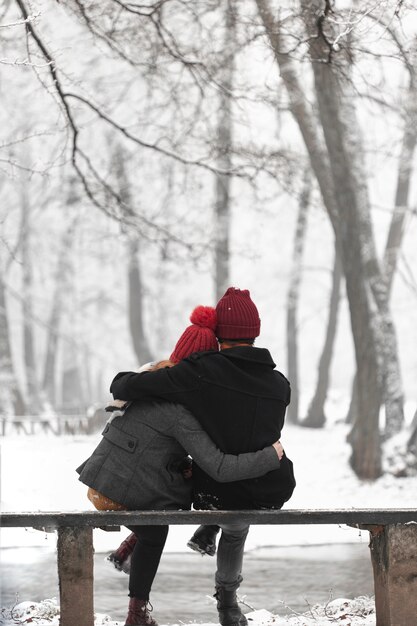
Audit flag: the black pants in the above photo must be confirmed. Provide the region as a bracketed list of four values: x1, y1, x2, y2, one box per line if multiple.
[128, 525, 169, 600]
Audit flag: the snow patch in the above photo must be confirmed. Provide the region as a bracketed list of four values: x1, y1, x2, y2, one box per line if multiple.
[0, 598, 117, 625]
[0, 597, 376, 626]
[1, 598, 59, 624]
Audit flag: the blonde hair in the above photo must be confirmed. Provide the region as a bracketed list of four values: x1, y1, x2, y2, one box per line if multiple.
[150, 359, 176, 370]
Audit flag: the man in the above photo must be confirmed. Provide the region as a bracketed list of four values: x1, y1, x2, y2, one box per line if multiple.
[111, 287, 295, 626]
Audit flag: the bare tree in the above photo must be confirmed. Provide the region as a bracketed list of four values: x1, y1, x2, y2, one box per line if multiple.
[256, 0, 407, 478]
[214, 0, 236, 301]
[128, 239, 154, 366]
[0, 275, 25, 415]
[383, 43, 417, 296]
[347, 41, 417, 436]
[113, 144, 153, 366]
[0, 171, 26, 415]
[408, 408, 417, 456]
[286, 168, 311, 424]
[303, 249, 342, 428]
[61, 334, 85, 412]
[42, 191, 78, 408]
[305, 0, 406, 473]
[20, 170, 42, 414]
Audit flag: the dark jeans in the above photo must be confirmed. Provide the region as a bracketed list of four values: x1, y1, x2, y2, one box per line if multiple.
[128, 525, 169, 600]
[215, 522, 250, 592]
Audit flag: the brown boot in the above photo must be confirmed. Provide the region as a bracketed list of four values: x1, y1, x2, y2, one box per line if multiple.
[125, 598, 158, 626]
[108, 532, 137, 573]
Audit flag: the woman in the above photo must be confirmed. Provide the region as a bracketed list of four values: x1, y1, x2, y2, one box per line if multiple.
[77, 306, 283, 626]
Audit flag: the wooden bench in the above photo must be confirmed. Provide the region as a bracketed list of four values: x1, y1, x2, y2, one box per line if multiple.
[2, 509, 417, 626]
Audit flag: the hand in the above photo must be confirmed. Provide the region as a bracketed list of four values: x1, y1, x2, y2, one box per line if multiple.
[105, 399, 129, 412]
[272, 440, 284, 460]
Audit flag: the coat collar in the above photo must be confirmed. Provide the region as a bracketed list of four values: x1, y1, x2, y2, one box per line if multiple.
[217, 346, 276, 368]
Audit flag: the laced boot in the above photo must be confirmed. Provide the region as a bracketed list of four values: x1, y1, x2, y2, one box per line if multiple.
[214, 587, 248, 626]
[108, 532, 137, 573]
[125, 598, 158, 626]
[187, 524, 220, 556]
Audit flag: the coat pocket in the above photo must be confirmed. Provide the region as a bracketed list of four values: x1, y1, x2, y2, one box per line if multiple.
[101, 422, 138, 453]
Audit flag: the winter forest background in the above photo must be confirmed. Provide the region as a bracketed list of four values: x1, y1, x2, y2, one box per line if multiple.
[1, 0, 417, 486]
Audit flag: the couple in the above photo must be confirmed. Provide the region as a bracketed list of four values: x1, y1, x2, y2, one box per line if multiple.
[77, 287, 296, 626]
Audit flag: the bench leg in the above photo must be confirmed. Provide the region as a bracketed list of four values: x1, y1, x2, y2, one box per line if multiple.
[57, 527, 94, 626]
[369, 523, 417, 626]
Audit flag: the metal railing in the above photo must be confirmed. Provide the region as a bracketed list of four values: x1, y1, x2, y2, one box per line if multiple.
[0, 413, 101, 436]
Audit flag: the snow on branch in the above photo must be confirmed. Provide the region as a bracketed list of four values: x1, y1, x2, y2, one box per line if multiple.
[0, 10, 40, 29]
[310, 0, 412, 63]
[0, 56, 52, 67]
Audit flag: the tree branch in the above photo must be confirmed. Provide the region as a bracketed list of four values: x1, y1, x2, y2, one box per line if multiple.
[15, 0, 80, 166]
[64, 91, 250, 177]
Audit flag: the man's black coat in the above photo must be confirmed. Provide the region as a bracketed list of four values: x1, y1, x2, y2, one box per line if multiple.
[110, 346, 295, 509]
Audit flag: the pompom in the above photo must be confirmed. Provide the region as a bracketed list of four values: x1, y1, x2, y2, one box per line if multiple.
[190, 305, 217, 330]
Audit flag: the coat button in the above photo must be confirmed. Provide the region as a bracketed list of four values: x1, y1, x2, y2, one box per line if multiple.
[128, 440, 135, 449]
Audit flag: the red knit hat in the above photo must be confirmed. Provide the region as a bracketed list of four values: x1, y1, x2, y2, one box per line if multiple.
[215, 287, 261, 339]
[170, 306, 218, 363]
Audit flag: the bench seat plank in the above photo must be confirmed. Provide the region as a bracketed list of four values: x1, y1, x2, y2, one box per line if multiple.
[2, 509, 417, 528]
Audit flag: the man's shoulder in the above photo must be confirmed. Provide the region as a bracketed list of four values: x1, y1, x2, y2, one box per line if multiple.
[273, 369, 290, 385]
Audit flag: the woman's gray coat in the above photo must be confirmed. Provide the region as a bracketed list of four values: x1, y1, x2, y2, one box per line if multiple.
[77, 399, 280, 511]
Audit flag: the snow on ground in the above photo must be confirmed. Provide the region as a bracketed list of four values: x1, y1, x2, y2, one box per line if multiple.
[0, 596, 376, 626]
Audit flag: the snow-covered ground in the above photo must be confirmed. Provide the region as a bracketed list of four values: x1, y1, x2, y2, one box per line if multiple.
[0, 597, 376, 626]
[1, 411, 416, 625]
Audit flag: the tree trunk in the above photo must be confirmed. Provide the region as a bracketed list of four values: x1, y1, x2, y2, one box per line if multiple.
[347, 58, 417, 434]
[113, 144, 153, 366]
[408, 407, 417, 455]
[305, 13, 385, 478]
[0, 276, 25, 415]
[383, 71, 417, 440]
[303, 249, 342, 428]
[20, 177, 42, 414]
[61, 315, 85, 413]
[42, 214, 77, 408]
[346, 61, 417, 437]
[345, 376, 358, 426]
[62, 348, 85, 413]
[286, 169, 310, 424]
[384, 72, 417, 296]
[392, 70, 417, 452]
[214, 0, 235, 302]
[127, 238, 153, 366]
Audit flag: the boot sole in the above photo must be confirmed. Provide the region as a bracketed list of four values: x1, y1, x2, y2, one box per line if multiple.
[219, 616, 248, 626]
[107, 554, 131, 574]
[219, 613, 248, 626]
[187, 539, 216, 556]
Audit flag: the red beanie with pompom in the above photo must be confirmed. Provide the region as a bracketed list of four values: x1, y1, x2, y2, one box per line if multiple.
[170, 306, 218, 363]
